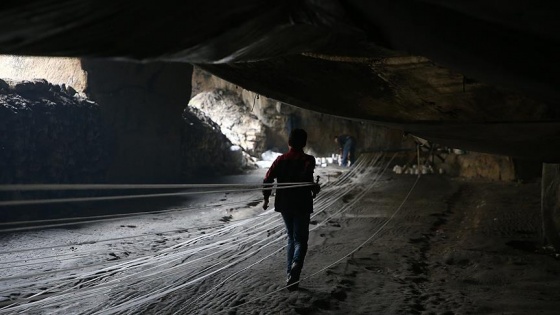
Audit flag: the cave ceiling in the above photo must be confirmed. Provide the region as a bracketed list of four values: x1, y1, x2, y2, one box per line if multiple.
[1, 1, 560, 161]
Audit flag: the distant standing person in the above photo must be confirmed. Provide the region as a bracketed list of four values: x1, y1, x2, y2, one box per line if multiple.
[334, 134, 356, 167]
[262, 128, 320, 291]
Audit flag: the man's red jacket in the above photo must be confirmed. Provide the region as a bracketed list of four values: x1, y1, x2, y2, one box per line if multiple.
[263, 148, 317, 214]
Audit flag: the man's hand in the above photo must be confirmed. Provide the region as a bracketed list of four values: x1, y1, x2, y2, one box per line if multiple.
[311, 183, 321, 198]
[311, 176, 321, 198]
[263, 198, 269, 210]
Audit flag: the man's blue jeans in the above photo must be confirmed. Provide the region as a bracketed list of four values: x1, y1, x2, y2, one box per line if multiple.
[281, 212, 310, 275]
[342, 138, 356, 167]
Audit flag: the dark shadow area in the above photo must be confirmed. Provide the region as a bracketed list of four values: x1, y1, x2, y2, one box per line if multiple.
[0, 188, 192, 229]
[505, 240, 538, 253]
[513, 158, 542, 183]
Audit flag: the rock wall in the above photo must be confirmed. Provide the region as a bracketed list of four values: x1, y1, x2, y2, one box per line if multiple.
[82, 59, 247, 182]
[394, 145, 540, 182]
[0, 56, 246, 184]
[0, 55, 87, 92]
[440, 152, 516, 181]
[182, 107, 254, 178]
[191, 68, 543, 182]
[0, 78, 110, 184]
[191, 66, 408, 157]
[0, 57, 540, 184]
[189, 90, 266, 156]
[81, 59, 195, 183]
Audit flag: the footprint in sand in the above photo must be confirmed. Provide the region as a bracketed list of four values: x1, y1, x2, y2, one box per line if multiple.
[119, 225, 137, 228]
[331, 287, 348, 301]
[327, 220, 341, 228]
[220, 215, 233, 222]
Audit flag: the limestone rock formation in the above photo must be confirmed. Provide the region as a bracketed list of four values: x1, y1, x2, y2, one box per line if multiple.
[189, 90, 266, 156]
[0, 56, 87, 93]
[191, 67, 410, 157]
[182, 107, 256, 178]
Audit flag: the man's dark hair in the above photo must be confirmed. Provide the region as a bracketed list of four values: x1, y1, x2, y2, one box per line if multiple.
[289, 128, 307, 149]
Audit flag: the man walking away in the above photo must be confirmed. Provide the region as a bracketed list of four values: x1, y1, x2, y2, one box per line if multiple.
[262, 128, 320, 291]
[334, 134, 356, 167]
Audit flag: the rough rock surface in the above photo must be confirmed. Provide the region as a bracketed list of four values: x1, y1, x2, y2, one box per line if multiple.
[80, 59, 195, 183]
[0, 55, 87, 93]
[191, 66, 409, 157]
[0, 78, 110, 184]
[191, 67, 536, 182]
[182, 107, 256, 178]
[0, 58, 537, 185]
[189, 90, 266, 156]
[0, 75, 252, 186]
[448, 152, 516, 181]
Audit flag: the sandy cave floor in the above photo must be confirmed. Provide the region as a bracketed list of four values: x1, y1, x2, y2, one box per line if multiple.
[0, 152, 560, 315]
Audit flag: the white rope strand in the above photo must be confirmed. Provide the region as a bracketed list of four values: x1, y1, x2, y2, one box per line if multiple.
[0, 182, 313, 191]
[0, 183, 312, 207]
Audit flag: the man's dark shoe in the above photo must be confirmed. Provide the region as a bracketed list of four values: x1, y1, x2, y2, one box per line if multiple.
[286, 274, 299, 291]
[286, 262, 301, 291]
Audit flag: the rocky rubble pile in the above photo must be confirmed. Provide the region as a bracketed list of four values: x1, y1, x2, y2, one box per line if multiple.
[182, 107, 257, 178]
[0, 78, 111, 184]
